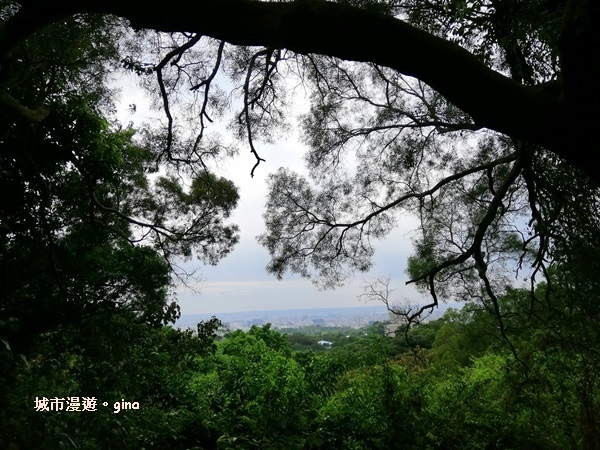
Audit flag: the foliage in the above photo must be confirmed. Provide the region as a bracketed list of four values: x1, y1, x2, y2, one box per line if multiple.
[316, 362, 426, 450]
[2, 299, 598, 449]
[0, 313, 223, 449]
[193, 324, 316, 448]
[0, 9, 239, 449]
[0, 4, 240, 348]
[1, 0, 600, 448]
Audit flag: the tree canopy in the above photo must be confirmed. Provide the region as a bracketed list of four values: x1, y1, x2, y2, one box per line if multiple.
[2, 0, 599, 324]
[4, 0, 598, 175]
[0, 5, 240, 353]
[3, 1, 600, 448]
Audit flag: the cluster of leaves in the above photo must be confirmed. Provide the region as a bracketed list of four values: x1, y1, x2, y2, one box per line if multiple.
[401, 0, 562, 83]
[0, 314, 225, 449]
[0, 5, 241, 347]
[0, 8, 241, 448]
[208, 281, 598, 449]
[5, 284, 597, 449]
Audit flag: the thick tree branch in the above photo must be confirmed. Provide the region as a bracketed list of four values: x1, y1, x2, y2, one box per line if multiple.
[7, 0, 598, 183]
[0, 90, 49, 122]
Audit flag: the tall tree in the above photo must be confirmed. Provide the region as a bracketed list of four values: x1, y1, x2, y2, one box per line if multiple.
[0, 10, 243, 446]
[0, 5, 240, 351]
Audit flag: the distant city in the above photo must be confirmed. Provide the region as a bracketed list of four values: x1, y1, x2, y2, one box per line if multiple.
[174, 304, 448, 331]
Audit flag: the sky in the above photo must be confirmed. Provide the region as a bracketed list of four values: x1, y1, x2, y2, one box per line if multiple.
[114, 73, 430, 316]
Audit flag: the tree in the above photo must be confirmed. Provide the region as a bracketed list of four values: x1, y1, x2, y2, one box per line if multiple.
[0, 5, 241, 349]
[2, 1, 599, 345]
[2, 0, 598, 173]
[0, 311, 226, 449]
[2, 1, 596, 153]
[196, 324, 315, 448]
[0, 9, 243, 447]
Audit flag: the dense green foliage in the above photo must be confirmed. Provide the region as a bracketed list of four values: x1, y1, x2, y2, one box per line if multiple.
[2, 0, 600, 449]
[3, 301, 598, 449]
[0, 7, 239, 448]
[0, 7, 240, 345]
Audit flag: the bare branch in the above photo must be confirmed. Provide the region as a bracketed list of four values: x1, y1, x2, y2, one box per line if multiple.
[191, 39, 225, 150]
[154, 33, 202, 162]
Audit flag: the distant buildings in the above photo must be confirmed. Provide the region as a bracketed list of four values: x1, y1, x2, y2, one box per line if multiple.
[317, 340, 332, 347]
[176, 306, 390, 331]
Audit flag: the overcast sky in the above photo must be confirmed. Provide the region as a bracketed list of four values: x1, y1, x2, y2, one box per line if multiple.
[115, 74, 429, 316]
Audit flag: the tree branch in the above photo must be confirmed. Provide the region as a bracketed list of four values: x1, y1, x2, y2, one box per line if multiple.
[7, 0, 598, 183]
[0, 90, 49, 122]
